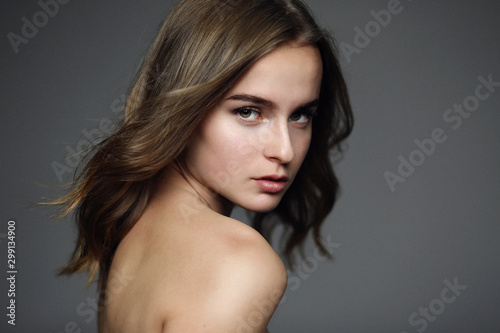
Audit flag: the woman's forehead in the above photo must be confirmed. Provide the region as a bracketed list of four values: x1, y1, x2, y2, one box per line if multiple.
[225, 44, 323, 108]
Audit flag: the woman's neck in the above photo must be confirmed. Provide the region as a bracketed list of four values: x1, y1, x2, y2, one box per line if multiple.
[154, 165, 234, 217]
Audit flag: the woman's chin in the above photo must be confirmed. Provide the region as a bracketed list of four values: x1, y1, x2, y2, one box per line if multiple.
[239, 198, 282, 214]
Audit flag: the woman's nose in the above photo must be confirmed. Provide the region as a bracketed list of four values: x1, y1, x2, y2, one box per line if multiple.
[262, 123, 294, 164]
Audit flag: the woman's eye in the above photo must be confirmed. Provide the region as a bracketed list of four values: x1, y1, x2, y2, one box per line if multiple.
[235, 108, 260, 121]
[289, 112, 310, 123]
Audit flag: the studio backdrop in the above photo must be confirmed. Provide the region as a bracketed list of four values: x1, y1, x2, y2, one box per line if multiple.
[1, 1, 499, 332]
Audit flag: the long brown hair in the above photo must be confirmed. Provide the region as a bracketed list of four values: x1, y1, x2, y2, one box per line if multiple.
[52, 0, 353, 291]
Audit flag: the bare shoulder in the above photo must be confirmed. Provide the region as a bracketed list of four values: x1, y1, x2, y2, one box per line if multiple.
[162, 214, 287, 332]
[105, 205, 287, 333]
[213, 216, 288, 296]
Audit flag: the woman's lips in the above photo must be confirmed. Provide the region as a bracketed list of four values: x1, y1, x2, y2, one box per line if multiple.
[254, 176, 288, 193]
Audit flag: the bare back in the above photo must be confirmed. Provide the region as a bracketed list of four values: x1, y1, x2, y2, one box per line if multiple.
[100, 177, 287, 332]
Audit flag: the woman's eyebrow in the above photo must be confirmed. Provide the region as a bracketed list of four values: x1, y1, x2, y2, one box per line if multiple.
[226, 94, 276, 108]
[299, 99, 320, 110]
[226, 94, 319, 111]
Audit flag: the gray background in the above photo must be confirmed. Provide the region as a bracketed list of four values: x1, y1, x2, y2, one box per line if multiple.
[1, 1, 499, 332]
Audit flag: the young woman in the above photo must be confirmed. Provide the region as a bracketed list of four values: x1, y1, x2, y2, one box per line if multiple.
[53, 0, 353, 331]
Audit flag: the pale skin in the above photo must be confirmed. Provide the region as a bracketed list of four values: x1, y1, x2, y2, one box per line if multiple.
[100, 43, 323, 332]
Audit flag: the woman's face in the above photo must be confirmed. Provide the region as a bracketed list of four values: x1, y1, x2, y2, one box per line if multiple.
[184, 43, 323, 213]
